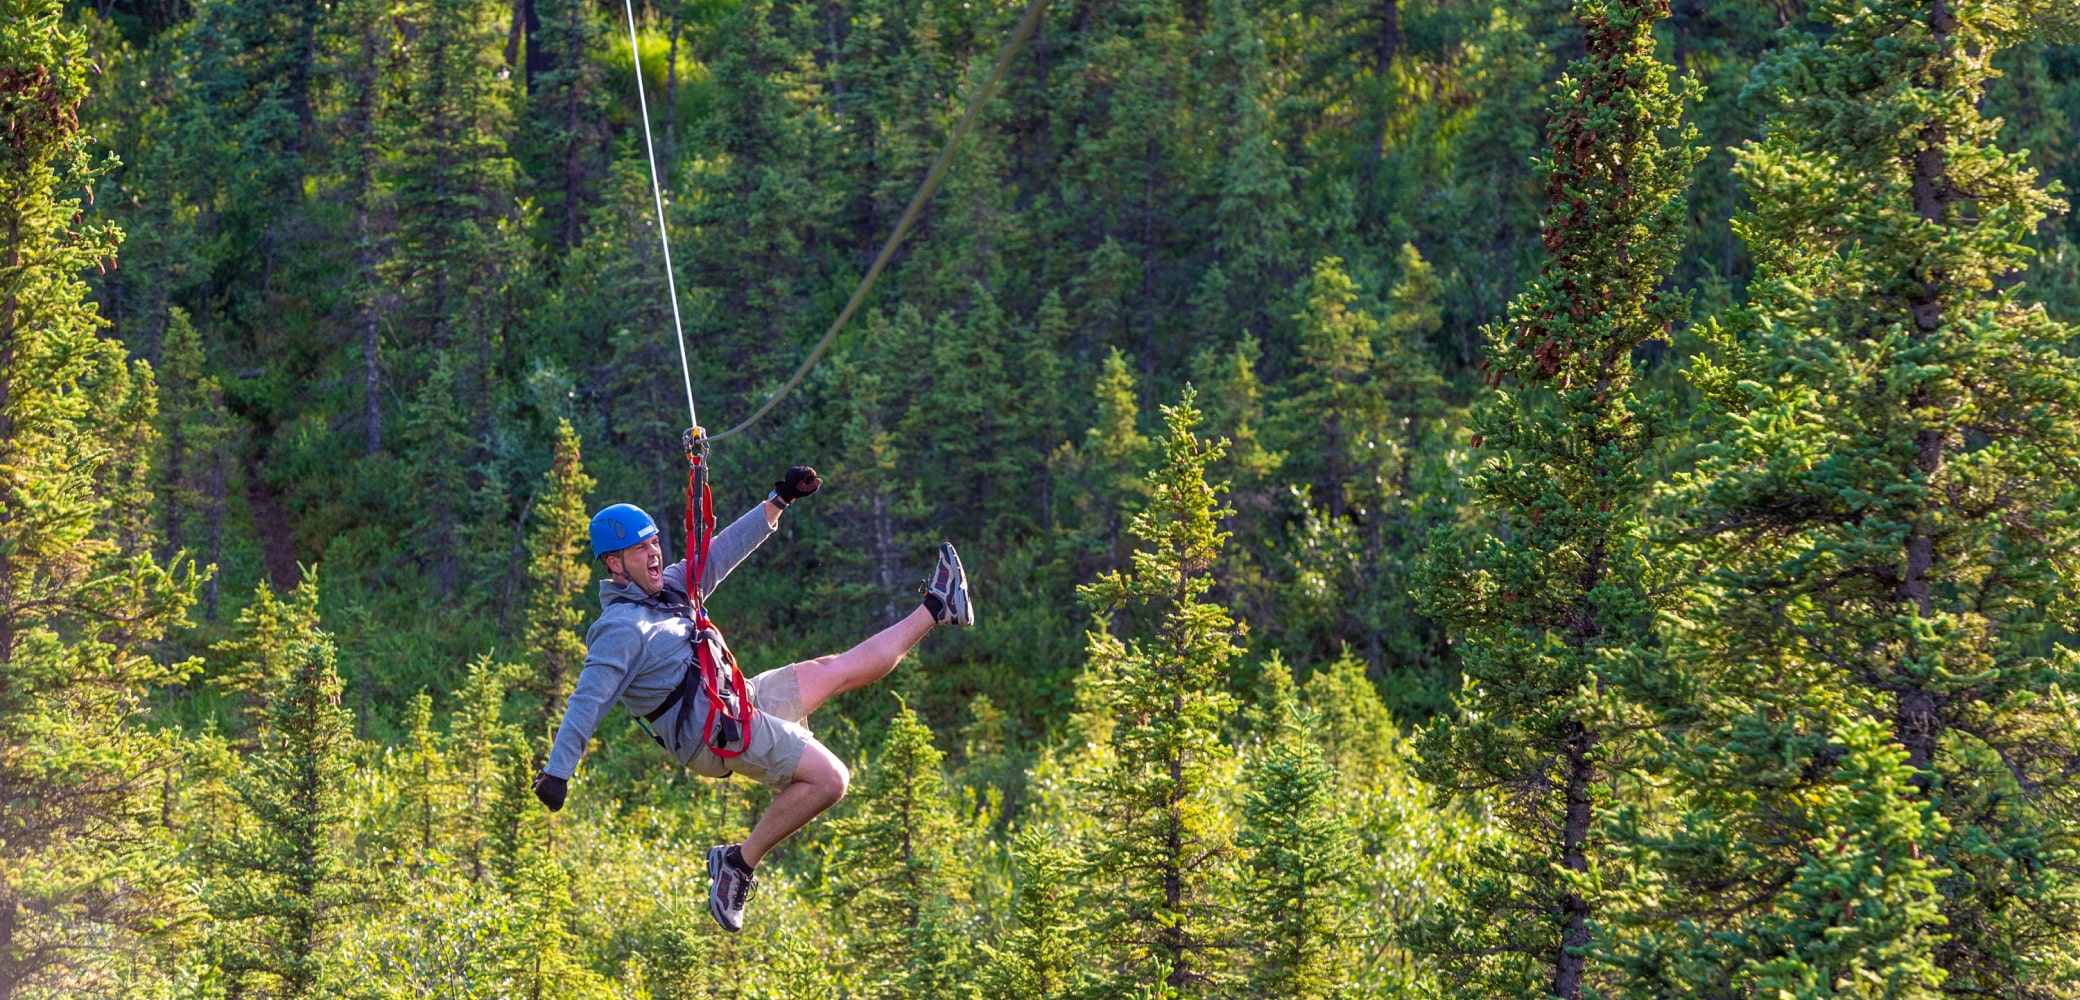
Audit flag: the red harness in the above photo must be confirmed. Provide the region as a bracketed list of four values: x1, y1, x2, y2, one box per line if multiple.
[685, 444, 755, 758]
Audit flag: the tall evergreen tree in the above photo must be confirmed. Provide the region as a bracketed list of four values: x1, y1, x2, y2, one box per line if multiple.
[447, 655, 519, 883]
[0, 4, 201, 990]
[1271, 251, 1448, 690]
[824, 703, 971, 998]
[1077, 389, 1243, 996]
[520, 418, 595, 730]
[155, 306, 235, 620]
[1238, 705, 1361, 1000]
[382, 0, 526, 425]
[210, 577, 326, 731]
[1410, 0, 1699, 995]
[979, 827, 1087, 1000]
[206, 585, 361, 998]
[525, 0, 608, 251]
[402, 355, 477, 598]
[1640, 1, 2080, 993]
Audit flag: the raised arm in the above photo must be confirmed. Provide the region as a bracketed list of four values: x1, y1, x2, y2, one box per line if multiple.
[541, 621, 643, 782]
[668, 466, 822, 599]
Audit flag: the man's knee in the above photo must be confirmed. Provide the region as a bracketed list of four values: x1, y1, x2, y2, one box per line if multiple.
[795, 742, 850, 808]
[827, 757, 851, 803]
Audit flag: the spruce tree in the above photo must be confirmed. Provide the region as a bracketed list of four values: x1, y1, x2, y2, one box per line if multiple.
[402, 355, 476, 598]
[0, 3, 201, 989]
[210, 577, 327, 732]
[206, 590, 362, 998]
[155, 306, 235, 621]
[1640, 0, 2080, 992]
[979, 827, 1087, 1000]
[525, 0, 608, 251]
[1057, 347, 1153, 575]
[485, 727, 540, 888]
[382, 0, 525, 426]
[520, 418, 595, 730]
[824, 703, 971, 998]
[503, 854, 610, 997]
[392, 690, 449, 858]
[1410, 0, 1699, 995]
[1272, 252, 1448, 687]
[1238, 706, 1361, 1000]
[1077, 389, 1243, 996]
[447, 655, 519, 883]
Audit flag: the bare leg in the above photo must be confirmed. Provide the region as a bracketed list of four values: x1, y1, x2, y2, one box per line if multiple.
[792, 605, 935, 717]
[740, 739, 848, 867]
[736, 606, 934, 868]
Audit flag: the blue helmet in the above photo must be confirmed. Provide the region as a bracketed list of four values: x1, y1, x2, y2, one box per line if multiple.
[589, 503, 659, 558]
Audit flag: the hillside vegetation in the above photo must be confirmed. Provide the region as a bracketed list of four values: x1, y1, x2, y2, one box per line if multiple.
[5, 0, 2080, 995]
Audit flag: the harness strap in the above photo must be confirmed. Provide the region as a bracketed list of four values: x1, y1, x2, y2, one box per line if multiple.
[608, 588, 754, 757]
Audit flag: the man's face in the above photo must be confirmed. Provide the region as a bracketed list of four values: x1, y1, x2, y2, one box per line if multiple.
[605, 536, 665, 596]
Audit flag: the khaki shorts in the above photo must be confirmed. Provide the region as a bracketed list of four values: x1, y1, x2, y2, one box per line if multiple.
[685, 663, 815, 789]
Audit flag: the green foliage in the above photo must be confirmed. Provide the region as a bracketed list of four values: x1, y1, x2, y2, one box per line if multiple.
[1078, 390, 1244, 996]
[210, 576, 325, 728]
[25, 0, 2080, 992]
[980, 827, 1086, 1000]
[156, 306, 235, 620]
[205, 577, 364, 997]
[1238, 706, 1361, 1000]
[520, 418, 596, 731]
[1412, 0, 1701, 994]
[0, 2, 202, 991]
[1637, 0, 2080, 993]
[824, 703, 972, 997]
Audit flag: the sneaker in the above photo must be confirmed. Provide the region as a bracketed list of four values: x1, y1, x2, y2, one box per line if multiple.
[706, 844, 756, 933]
[922, 542, 975, 626]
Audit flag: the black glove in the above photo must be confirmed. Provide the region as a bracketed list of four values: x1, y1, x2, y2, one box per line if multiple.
[533, 772, 567, 812]
[772, 466, 822, 505]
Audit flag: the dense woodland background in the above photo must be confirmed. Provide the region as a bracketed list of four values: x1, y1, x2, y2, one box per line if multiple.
[7, 0, 2080, 995]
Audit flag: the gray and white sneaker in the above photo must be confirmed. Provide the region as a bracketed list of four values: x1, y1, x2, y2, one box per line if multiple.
[922, 542, 974, 626]
[706, 844, 756, 933]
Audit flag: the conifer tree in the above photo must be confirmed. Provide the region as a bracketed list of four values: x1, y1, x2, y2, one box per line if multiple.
[393, 691, 448, 857]
[979, 827, 1086, 1000]
[1410, 0, 1699, 995]
[825, 703, 971, 998]
[683, 0, 838, 392]
[156, 306, 234, 620]
[1639, 0, 2080, 992]
[486, 727, 540, 888]
[382, 0, 526, 425]
[526, 0, 608, 251]
[1077, 389, 1243, 996]
[206, 590, 362, 998]
[520, 418, 595, 730]
[210, 577, 326, 731]
[1058, 348, 1153, 574]
[1239, 706, 1361, 1000]
[1297, 655, 1399, 783]
[447, 656, 519, 883]
[1273, 252, 1449, 684]
[503, 854, 610, 997]
[403, 355, 476, 598]
[1201, 0, 1301, 330]
[0, 4, 201, 989]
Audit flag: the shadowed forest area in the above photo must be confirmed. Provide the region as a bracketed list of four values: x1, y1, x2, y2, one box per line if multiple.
[8, 0, 2080, 994]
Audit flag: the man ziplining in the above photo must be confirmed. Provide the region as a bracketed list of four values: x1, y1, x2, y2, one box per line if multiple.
[530, 462, 974, 932]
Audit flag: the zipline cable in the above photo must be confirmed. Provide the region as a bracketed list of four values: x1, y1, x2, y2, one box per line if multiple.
[622, 0, 699, 432]
[620, 0, 1050, 444]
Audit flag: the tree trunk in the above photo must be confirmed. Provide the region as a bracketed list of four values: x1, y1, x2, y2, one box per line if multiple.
[1894, 0, 1952, 794]
[1550, 719, 1596, 1000]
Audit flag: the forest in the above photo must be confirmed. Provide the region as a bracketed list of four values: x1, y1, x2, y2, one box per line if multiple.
[6, 0, 2080, 994]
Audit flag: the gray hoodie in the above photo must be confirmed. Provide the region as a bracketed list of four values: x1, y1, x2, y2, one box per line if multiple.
[543, 503, 776, 779]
